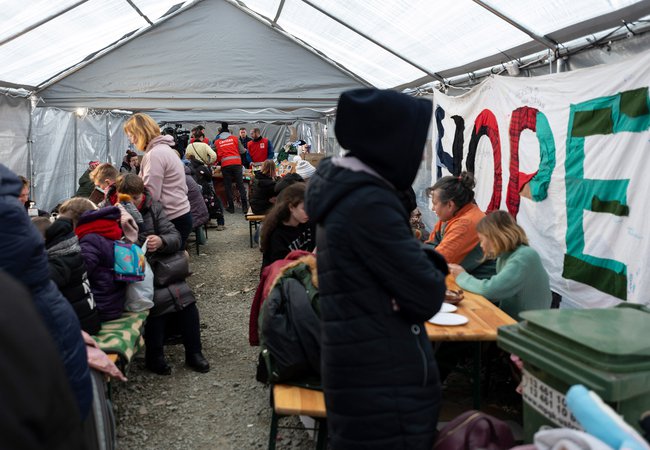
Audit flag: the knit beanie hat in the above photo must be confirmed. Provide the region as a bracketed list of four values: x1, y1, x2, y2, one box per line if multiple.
[295, 160, 316, 179]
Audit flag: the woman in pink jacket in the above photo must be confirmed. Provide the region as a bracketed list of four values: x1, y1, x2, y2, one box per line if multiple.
[124, 113, 193, 246]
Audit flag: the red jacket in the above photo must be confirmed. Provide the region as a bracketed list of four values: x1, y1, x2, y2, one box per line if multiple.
[215, 135, 241, 167]
[248, 138, 270, 163]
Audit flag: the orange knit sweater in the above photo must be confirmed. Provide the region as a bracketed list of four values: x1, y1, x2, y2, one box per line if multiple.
[427, 203, 485, 264]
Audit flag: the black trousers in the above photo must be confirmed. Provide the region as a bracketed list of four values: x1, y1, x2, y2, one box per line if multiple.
[221, 164, 248, 211]
[144, 303, 202, 360]
[170, 212, 193, 248]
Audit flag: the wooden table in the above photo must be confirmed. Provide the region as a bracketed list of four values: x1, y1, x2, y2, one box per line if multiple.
[426, 276, 516, 408]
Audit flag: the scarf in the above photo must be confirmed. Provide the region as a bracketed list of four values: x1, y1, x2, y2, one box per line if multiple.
[75, 218, 122, 241]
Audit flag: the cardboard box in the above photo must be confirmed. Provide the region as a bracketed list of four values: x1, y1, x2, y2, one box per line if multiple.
[304, 153, 326, 167]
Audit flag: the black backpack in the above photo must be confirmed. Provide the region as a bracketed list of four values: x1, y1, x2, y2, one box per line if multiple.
[257, 277, 321, 385]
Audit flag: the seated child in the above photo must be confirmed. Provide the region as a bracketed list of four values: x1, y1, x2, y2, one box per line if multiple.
[32, 214, 101, 334]
[60, 198, 127, 322]
[449, 210, 551, 320]
[260, 182, 315, 269]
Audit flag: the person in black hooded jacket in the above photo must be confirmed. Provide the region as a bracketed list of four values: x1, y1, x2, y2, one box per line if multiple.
[43, 217, 101, 335]
[305, 89, 448, 450]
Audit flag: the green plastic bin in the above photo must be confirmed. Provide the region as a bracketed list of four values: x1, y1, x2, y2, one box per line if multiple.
[497, 307, 650, 442]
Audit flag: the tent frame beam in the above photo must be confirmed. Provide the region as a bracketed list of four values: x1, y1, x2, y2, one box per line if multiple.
[300, 0, 445, 83]
[471, 0, 558, 51]
[272, 0, 286, 27]
[0, 0, 90, 47]
[124, 0, 153, 26]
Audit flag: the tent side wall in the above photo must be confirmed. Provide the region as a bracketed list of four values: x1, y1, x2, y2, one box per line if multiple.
[0, 95, 30, 179]
[28, 108, 129, 211]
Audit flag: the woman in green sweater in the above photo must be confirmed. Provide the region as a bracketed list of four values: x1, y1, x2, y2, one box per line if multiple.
[448, 210, 551, 320]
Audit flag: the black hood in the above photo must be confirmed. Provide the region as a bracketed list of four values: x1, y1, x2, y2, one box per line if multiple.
[334, 89, 432, 190]
[0, 164, 22, 199]
[306, 157, 390, 224]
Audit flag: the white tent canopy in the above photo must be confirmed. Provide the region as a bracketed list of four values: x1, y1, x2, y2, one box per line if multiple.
[1, 0, 649, 120]
[37, 0, 365, 119]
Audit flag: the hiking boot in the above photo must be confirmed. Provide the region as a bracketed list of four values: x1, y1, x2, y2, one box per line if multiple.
[186, 352, 210, 373]
[216, 225, 225, 231]
[145, 356, 172, 375]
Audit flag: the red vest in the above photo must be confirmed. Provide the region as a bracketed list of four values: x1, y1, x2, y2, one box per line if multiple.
[247, 138, 269, 163]
[215, 135, 242, 167]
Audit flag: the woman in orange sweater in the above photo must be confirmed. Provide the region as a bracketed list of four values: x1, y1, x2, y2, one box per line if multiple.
[426, 172, 495, 279]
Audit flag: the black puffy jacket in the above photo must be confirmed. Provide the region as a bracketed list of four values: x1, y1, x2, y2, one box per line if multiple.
[137, 189, 195, 317]
[46, 218, 101, 335]
[0, 164, 92, 420]
[305, 89, 447, 450]
[250, 171, 276, 215]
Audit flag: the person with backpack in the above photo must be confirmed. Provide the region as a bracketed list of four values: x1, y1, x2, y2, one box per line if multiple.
[61, 198, 127, 322]
[115, 174, 209, 375]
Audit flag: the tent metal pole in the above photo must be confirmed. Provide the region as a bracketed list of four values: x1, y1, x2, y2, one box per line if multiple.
[272, 0, 286, 26]
[0, 0, 90, 47]
[124, 0, 153, 26]
[106, 114, 111, 165]
[471, 0, 558, 50]
[300, 0, 446, 83]
[74, 115, 78, 194]
[27, 105, 34, 196]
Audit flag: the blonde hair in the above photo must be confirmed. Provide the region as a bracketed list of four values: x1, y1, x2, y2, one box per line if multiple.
[59, 198, 97, 227]
[476, 210, 529, 259]
[123, 113, 161, 151]
[90, 163, 118, 185]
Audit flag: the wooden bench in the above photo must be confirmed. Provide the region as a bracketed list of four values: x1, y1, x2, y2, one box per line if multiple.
[269, 384, 327, 450]
[245, 208, 265, 248]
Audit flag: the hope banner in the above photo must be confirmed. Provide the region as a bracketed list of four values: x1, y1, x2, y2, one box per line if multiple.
[432, 50, 650, 308]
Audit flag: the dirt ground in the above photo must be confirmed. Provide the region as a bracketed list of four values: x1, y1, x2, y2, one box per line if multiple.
[113, 214, 312, 449]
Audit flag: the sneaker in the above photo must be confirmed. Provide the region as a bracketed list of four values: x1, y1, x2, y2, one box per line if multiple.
[206, 220, 219, 228]
[216, 225, 225, 231]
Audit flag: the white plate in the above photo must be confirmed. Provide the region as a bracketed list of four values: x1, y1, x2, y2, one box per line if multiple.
[439, 303, 458, 313]
[428, 312, 469, 326]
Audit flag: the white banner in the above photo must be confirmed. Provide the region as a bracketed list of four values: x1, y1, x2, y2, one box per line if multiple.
[432, 50, 650, 308]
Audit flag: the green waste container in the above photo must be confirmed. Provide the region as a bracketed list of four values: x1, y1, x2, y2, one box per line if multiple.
[497, 307, 650, 442]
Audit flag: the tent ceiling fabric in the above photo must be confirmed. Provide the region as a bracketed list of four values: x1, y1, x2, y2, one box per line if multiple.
[1, 0, 649, 117]
[38, 0, 363, 117]
[0, 0, 188, 88]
